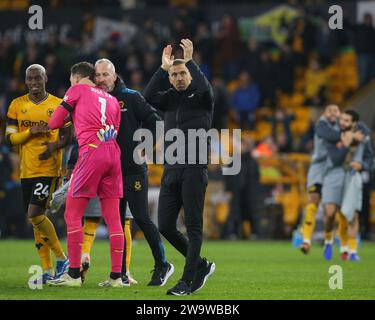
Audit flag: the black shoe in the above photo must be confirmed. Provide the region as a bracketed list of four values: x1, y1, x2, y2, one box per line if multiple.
[166, 280, 191, 296]
[121, 273, 131, 287]
[148, 262, 175, 286]
[191, 258, 216, 293]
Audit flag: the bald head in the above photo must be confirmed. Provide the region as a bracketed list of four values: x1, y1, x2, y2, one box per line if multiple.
[95, 59, 117, 92]
[95, 59, 116, 73]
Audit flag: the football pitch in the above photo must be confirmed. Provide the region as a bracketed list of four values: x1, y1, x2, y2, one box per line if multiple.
[1, 240, 375, 300]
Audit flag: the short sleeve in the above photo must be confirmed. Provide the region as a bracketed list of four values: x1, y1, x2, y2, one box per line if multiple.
[62, 85, 81, 112]
[7, 100, 18, 120]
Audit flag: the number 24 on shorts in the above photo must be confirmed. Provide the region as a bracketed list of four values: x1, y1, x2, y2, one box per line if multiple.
[34, 183, 49, 197]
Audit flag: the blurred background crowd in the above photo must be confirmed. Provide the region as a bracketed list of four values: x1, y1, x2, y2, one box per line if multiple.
[1, 0, 375, 241]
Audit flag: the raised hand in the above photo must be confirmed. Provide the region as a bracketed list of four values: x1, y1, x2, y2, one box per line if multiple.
[161, 45, 174, 71]
[180, 39, 193, 62]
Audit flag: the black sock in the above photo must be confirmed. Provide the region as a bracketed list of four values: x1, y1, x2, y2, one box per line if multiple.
[121, 268, 127, 277]
[156, 262, 167, 270]
[68, 267, 80, 279]
[110, 272, 121, 280]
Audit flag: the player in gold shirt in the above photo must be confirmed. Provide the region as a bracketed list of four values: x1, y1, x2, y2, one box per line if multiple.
[5, 64, 71, 283]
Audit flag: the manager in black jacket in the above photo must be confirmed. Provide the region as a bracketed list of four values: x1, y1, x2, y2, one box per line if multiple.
[144, 39, 216, 296]
[93, 59, 174, 286]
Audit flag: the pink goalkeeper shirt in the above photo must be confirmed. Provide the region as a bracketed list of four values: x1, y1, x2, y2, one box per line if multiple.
[49, 83, 121, 153]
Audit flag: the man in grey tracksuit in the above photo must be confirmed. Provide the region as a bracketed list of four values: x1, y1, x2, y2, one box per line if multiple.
[300, 105, 341, 254]
[340, 132, 373, 261]
[322, 110, 373, 261]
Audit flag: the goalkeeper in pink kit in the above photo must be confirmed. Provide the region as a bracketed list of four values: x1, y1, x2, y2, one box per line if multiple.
[47, 62, 125, 287]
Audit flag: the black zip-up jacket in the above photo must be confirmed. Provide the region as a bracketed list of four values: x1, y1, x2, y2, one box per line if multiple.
[112, 77, 161, 175]
[67, 77, 161, 176]
[144, 60, 214, 168]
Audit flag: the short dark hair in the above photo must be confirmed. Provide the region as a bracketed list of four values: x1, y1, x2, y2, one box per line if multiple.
[71, 62, 95, 82]
[172, 59, 186, 66]
[345, 109, 360, 122]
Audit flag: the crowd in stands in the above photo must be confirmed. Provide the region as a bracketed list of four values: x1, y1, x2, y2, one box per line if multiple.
[1, 2, 375, 240]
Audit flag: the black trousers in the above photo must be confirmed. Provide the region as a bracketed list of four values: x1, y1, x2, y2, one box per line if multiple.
[120, 172, 166, 271]
[158, 167, 208, 283]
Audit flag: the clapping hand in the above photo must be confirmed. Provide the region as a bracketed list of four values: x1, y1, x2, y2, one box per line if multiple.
[180, 39, 193, 62]
[161, 45, 174, 72]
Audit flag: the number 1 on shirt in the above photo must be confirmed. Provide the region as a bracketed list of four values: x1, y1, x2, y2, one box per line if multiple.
[99, 97, 107, 126]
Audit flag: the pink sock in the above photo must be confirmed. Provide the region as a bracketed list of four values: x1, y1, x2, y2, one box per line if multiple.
[64, 196, 89, 269]
[100, 198, 124, 273]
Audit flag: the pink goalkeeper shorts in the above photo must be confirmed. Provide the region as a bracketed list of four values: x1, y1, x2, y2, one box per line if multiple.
[69, 141, 123, 199]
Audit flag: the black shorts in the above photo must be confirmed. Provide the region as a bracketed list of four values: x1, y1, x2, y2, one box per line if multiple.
[307, 183, 322, 196]
[21, 177, 60, 213]
[119, 172, 147, 223]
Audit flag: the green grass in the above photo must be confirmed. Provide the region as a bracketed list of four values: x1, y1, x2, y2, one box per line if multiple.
[1, 240, 375, 300]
